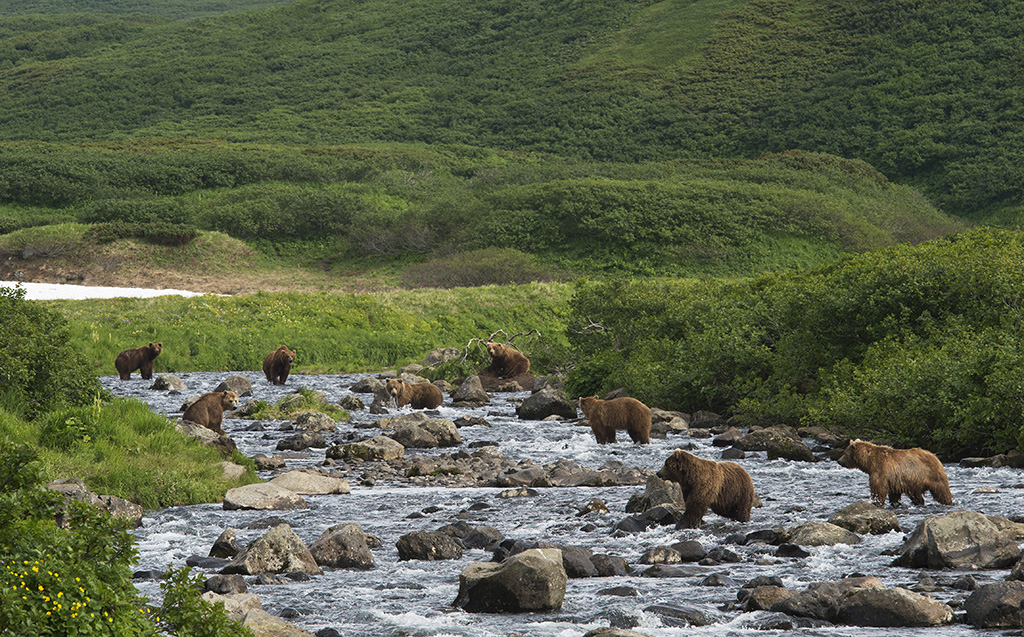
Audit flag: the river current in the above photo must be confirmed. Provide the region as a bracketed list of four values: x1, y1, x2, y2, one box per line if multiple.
[102, 371, 1023, 637]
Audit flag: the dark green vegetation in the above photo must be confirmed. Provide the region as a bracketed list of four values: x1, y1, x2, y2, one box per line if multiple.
[1, 0, 1023, 223]
[0, 441, 251, 636]
[48, 282, 569, 375]
[0, 142, 961, 278]
[567, 227, 1024, 458]
[0, 0, 292, 19]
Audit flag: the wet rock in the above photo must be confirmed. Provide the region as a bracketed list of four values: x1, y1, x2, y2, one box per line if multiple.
[736, 425, 814, 461]
[713, 426, 743, 447]
[783, 521, 861, 546]
[497, 487, 538, 498]
[294, 412, 337, 433]
[515, 387, 576, 420]
[337, 394, 364, 411]
[452, 375, 490, 406]
[743, 585, 791, 611]
[210, 527, 240, 558]
[720, 447, 746, 460]
[671, 541, 706, 562]
[582, 629, 653, 637]
[462, 526, 504, 550]
[591, 554, 631, 577]
[643, 603, 716, 627]
[641, 565, 708, 578]
[201, 591, 263, 622]
[560, 546, 598, 578]
[326, 436, 405, 461]
[222, 523, 322, 576]
[214, 374, 252, 396]
[391, 417, 461, 448]
[454, 548, 566, 613]
[204, 574, 247, 594]
[240, 608, 316, 636]
[176, 419, 238, 457]
[309, 522, 374, 570]
[150, 374, 187, 391]
[639, 546, 682, 565]
[269, 469, 350, 495]
[828, 501, 901, 535]
[223, 483, 307, 511]
[892, 510, 1022, 569]
[836, 586, 953, 627]
[396, 531, 463, 561]
[577, 497, 609, 516]
[624, 474, 685, 513]
[776, 543, 811, 558]
[770, 582, 841, 621]
[963, 581, 1024, 628]
[454, 415, 489, 428]
[276, 431, 327, 451]
[700, 573, 736, 587]
[252, 454, 286, 470]
[350, 376, 385, 394]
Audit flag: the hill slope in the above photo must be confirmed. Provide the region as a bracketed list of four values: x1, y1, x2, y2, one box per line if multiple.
[1, 0, 1022, 219]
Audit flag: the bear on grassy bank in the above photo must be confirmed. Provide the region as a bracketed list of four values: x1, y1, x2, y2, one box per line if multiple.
[182, 391, 239, 435]
[386, 378, 444, 409]
[656, 448, 755, 528]
[483, 341, 530, 379]
[263, 345, 297, 385]
[838, 439, 953, 507]
[578, 396, 651, 444]
[114, 342, 162, 380]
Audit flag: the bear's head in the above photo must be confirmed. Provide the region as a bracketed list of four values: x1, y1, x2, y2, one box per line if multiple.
[148, 342, 163, 358]
[656, 449, 696, 483]
[221, 391, 239, 410]
[281, 345, 296, 364]
[578, 396, 599, 415]
[837, 439, 868, 469]
[385, 378, 405, 398]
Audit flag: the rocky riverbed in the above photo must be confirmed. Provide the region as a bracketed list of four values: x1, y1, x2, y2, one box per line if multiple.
[103, 370, 1024, 637]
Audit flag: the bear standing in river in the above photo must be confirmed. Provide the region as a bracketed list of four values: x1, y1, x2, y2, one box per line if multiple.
[657, 448, 755, 528]
[114, 342, 162, 380]
[263, 345, 297, 385]
[578, 396, 651, 444]
[386, 378, 444, 409]
[483, 341, 530, 378]
[182, 391, 239, 435]
[838, 439, 953, 507]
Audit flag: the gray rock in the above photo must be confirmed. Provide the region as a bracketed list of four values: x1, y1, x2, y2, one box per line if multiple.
[275, 431, 327, 451]
[770, 582, 840, 621]
[892, 510, 1022, 569]
[269, 469, 350, 495]
[582, 629, 654, 637]
[203, 574, 247, 594]
[45, 478, 144, 527]
[639, 547, 682, 565]
[214, 374, 252, 396]
[624, 474, 685, 513]
[454, 548, 566, 612]
[784, 521, 862, 547]
[337, 394, 365, 411]
[836, 587, 953, 627]
[350, 376, 385, 394]
[737, 425, 814, 461]
[963, 581, 1024, 628]
[391, 418, 461, 448]
[452, 375, 490, 406]
[643, 603, 716, 627]
[221, 523, 322, 576]
[326, 436, 405, 461]
[150, 374, 187, 391]
[516, 387, 576, 420]
[209, 527, 240, 558]
[422, 347, 462, 367]
[309, 522, 374, 570]
[828, 501, 901, 535]
[396, 531, 463, 561]
[240, 608, 316, 636]
[591, 554, 631, 577]
[294, 412, 337, 433]
[223, 483, 307, 511]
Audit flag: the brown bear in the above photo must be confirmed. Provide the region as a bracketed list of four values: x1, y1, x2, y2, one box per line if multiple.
[114, 342, 162, 380]
[386, 378, 444, 409]
[578, 396, 651, 444]
[263, 345, 297, 385]
[483, 341, 530, 379]
[656, 448, 755, 528]
[838, 439, 953, 507]
[182, 391, 239, 435]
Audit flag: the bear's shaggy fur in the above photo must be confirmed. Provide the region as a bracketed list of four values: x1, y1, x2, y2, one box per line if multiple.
[483, 342, 530, 379]
[182, 391, 239, 435]
[386, 378, 444, 409]
[578, 396, 651, 444]
[114, 342, 162, 380]
[263, 345, 297, 385]
[656, 448, 755, 528]
[838, 439, 953, 507]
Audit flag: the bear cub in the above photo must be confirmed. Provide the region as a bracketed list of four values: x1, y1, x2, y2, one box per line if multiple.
[182, 391, 240, 435]
[115, 342, 162, 380]
[263, 345, 297, 385]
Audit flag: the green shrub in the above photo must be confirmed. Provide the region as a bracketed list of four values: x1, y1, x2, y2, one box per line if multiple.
[86, 221, 198, 246]
[157, 566, 255, 637]
[401, 247, 563, 288]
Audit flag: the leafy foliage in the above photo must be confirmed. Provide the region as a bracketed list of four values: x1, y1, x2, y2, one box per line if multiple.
[567, 227, 1024, 457]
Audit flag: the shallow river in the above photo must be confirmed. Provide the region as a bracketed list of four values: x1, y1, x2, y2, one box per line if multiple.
[103, 371, 1024, 637]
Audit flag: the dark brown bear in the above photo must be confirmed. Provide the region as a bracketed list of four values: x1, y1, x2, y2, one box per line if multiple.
[578, 396, 651, 444]
[263, 345, 297, 385]
[657, 448, 755, 528]
[182, 391, 239, 435]
[114, 342, 162, 380]
[386, 378, 444, 409]
[838, 439, 953, 507]
[483, 341, 530, 379]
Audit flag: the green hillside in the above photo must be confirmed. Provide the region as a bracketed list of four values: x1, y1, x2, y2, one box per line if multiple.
[1, 0, 1022, 221]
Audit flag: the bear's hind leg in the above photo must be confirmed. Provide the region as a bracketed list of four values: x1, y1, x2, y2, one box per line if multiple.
[679, 505, 707, 529]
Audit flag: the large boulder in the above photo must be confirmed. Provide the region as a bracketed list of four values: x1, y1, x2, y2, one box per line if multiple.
[214, 374, 252, 396]
[275, 431, 327, 451]
[515, 388, 576, 420]
[828, 501, 901, 535]
[269, 469, 350, 495]
[223, 483, 307, 511]
[963, 581, 1024, 628]
[350, 376, 386, 395]
[240, 609, 316, 636]
[294, 412, 337, 433]
[326, 436, 405, 461]
[625, 474, 686, 513]
[783, 522, 862, 547]
[836, 587, 954, 627]
[892, 510, 1022, 569]
[453, 548, 567, 613]
[221, 523, 322, 576]
[391, 418, 462, 448]
[176, 420, 238, 457]
[150, 374, 187, 391]
[452, 375, 490, 406]
[396, 531, 463, 561]
[736, 426, 814, 461]
[45, 478, 144, 527]
[309, 522, 374, 570]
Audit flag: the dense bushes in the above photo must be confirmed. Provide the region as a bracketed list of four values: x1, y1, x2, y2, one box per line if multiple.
[567, 227, 1024, 457]
[401, 247, 563, 288]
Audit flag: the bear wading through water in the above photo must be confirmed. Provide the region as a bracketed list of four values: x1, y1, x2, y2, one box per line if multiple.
[386, 378, 444, 409]
[656, 448, 755, 528]
[838, 439, 953, 507]
[263, 344, 297, 385]
[578, 396, 651, 444]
